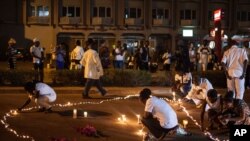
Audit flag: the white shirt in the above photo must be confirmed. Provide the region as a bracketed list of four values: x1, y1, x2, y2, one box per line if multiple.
[221, 45, 248, 77]
[115, 48, 124, 61]
[35, 83, 56, 102]
[30, 45, 43, 63]
[186, 78, 213, 100]
[162, 52, 171, 64]
[145, 96, 178, 129]
[71, 46, 84, 60]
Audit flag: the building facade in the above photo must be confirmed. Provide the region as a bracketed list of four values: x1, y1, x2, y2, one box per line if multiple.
[0, 0, 249, 60]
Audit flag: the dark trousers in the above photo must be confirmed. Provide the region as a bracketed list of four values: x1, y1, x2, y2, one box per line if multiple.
[33, 63, 44, 82]
[8, 58, 16, 69]
[141, 117, 178, 139]
[83, 78, 106, 96]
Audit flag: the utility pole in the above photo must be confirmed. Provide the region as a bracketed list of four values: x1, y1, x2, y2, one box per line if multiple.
[214, 9, 222, 61]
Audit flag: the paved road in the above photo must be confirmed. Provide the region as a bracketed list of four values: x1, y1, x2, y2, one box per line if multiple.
[0, 87, 234, 141]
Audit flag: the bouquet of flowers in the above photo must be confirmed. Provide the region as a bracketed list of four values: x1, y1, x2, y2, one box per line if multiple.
[75, 124, 107, 138]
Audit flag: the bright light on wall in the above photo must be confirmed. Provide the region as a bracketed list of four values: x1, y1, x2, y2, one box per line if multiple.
[183, 29, 193, 37]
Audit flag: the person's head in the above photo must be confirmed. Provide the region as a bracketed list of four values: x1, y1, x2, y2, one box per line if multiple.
[145, 40, 149, 46]
[33, 38, 40, 47]
[223, 91, 234, 108]
[24, 82, 36, 94]
[86, 38, 94, 47]
[76, 40, 81, 46]
[192, 75, 202, 86]
[207, 89, 218, 103]
[8, 38, 16, 46]
[139, 88, 151, 105]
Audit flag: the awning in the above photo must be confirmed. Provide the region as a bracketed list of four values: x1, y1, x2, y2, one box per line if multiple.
[88, 33, 115, 39]
[121, 33, 145, 39]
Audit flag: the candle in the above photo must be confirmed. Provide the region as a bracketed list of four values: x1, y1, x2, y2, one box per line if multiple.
[136, 114, 141, 124]
[73, 109, 77, 119]
[183, 119, 188, 128]
[84, 111, 88, 118]
[118, 117, 121, 121]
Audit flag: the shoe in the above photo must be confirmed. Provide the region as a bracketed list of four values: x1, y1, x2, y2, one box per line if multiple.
[143, 132, 156, 141]
[176, 127, 192, 136]
[37, 107, 46, 112]
[82, 95, 92, 99]
[45, 107, 53, 113]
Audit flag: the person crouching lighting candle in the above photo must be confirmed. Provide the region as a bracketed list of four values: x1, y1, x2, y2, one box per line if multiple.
[139, 88, 191, 140]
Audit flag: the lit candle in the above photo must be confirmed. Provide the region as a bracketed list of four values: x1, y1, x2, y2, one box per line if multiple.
[138, 129, 143, 135]
[136, 114, 141, 124]
[118, 117, 121, 121]
[73, 109, 77, 119]
[84, 111, 88, 118]
[183, 119, 188, 128]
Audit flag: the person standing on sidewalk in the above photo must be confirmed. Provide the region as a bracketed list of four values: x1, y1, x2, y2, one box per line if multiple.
[6, 38, 17, 69]
[18, 81, 56, 113]
[81, 38, 107, 99]
[221, 39, 248, 99]
[30, 38, 44, 82]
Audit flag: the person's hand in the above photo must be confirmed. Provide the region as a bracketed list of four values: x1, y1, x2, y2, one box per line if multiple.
[226, 73, 232, 80]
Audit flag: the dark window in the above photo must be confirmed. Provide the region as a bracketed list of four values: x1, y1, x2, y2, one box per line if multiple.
[137, 8, 141, 18]
[99, 7, 105, 17]
[157, 9, 163, 19]
[93, 7, 98, 17]
[241, 11, 247, 21]
[165, 9, 169, 19]
[152, 9, 156, 19]
[208, 10, 213, 20]
[185, 10, 191, 19]
[248, 12, 250, 21]
[130, 8, 136, 18]
[68, 7, 75, 17]
[76, 7, 80, 17]
[192, 10, 196, 19]
[180, 10, 184, 19]
[107, 7, 111, 17]
[31, 6, 36, 16]
[124, 8, 128, 18]
[62, 7, 67, 16]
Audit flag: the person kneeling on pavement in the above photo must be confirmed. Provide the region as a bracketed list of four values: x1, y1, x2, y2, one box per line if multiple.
[218, 91, 250, 126]
[18, 81, 57, 113]
[200, 89, 223, 131]
[139, 88, 191, 141]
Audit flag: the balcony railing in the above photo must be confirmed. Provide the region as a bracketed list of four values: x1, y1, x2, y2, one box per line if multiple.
[59, 17, 81, 25]
[92, 17, 113, 25]
[27, 16, 50, 24]
[125, 18, 143, 25]
[153, 19, 170, 26]
[180, 20, 198, 26]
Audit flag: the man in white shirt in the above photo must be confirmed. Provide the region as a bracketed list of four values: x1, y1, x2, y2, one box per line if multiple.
[18, 81, 57, 113]
[30, 38, 44, 82]
[198, 40, 210, 72]
[221, 40, 248, 99]
[81, 38, 107, 98]
[139, 88, 191, 140]
[70, 40, 84, 70]
[184, 76, 213, 107]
